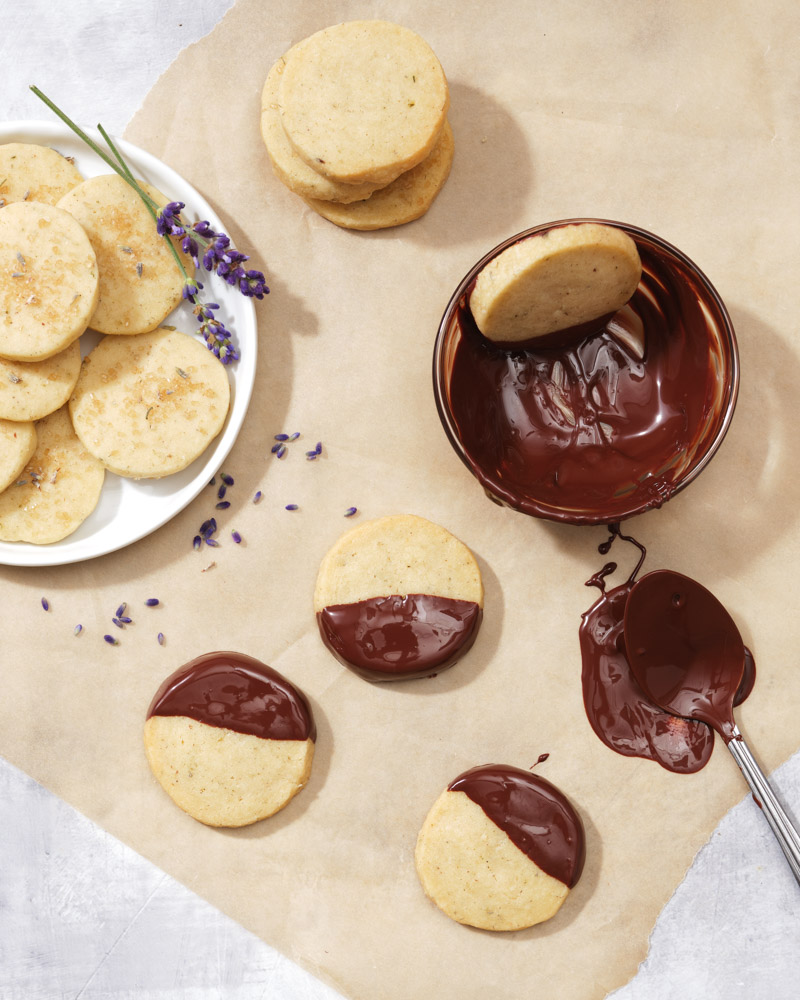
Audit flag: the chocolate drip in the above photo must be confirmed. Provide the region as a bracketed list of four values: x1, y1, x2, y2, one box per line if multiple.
[449, 764, 585, 888]
[443, 234, 732, 523]
[317, 594, 482, 682]
[579, 527, 754, 770]
[146, 650, 316, 741]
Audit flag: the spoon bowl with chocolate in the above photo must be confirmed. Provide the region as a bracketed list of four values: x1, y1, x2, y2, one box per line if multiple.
[433, 219, 739, 525]
[625, 569, 800, 886]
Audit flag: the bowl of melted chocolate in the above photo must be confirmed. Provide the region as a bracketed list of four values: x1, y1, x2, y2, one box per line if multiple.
[433, 219, 739, 525]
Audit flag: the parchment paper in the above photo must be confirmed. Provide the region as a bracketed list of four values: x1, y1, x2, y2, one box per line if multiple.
[3, 1, 800, 997]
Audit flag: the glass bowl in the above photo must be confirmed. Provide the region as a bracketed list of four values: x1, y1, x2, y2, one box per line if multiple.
[432, 219, 739, 526]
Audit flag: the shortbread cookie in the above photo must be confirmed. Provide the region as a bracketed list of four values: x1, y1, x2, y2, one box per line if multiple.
[314, 513, 483, 682]
[69, 328, 230, 479]
[57, 174, 189, 335]
[0, 142, 83, 206]
[261, 48, 382, 204]
[0, 419, 37, 494]
[144, 651, 316, 828]
[0, 201, 99, 361]
[279, 20, 449, 186]
[302, 121, 454, 231]
[415, 764, 586, 931]
[0, 405, 104, 543]
[470, 222, 643, 342]
[0, 341, 81, 421]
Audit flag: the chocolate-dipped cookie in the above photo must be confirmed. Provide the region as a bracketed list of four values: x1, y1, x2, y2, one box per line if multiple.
[314, 514, 483, 682]
[143, 651, 315, 828]
[415, 764, 585, 931]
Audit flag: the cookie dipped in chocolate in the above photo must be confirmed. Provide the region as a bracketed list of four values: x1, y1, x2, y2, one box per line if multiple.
[449, 764, 585, 888]
[442, 227, 735, 524]
[579, 525, 754, 772]
[147, 650, 316, 742]
[317, 594, 482, 682]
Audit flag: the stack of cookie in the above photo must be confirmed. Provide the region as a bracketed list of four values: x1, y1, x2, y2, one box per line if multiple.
[260, 20, 453, 230]
[0, 143, 230, 544]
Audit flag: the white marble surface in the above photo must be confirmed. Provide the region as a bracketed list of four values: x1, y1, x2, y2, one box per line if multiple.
[1, 2, 798, 997]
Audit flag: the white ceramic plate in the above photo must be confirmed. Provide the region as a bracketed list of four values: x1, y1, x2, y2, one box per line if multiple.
[0, 121, 257, 567]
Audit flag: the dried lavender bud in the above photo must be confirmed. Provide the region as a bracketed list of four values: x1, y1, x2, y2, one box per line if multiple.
[157, 632, 165, 646]
[231, 530, 242, 543]
[104, 635, 119, 646]
[285, 503, 299, 511]
[276, 444, 286, 459]
[118, 616, 133, 624]
[274, 433, 289, 442]
[73, 624, 83, 636]
[193, 535, 202, 550]
[253, 491, 262, 504]
[215, 501, 230, 510]
[344, 507, 358, 517]
[111, 618, 125, 629]
[145, 598, 160, 607]
[220, 473, 234, 486]
[116, 602, 127, 617]
[288, 432, 300, 441]
[41, 597, 49, 611]
[217, 485, 227, 500]
[206, 538, 219, 547]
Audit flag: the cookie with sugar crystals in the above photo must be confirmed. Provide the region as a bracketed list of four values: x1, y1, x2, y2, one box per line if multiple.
[0, 418, 37, 494]
[0, 201, 99, 362]
[68, 328, 230, 479]
[279, 20, 449, 186]
[0, 341, 81, 421]
[261, 47, 383, 204]
[314, 513, 483, 682]
[57, 174, 190, 335]
[144, 651, 316, 828]
[0, 142, 83, 206]
[415, 764, 586, 931]
[470, 222, 642, 342]
[0, 405, 104, 543]
[302, 121, 454, 231]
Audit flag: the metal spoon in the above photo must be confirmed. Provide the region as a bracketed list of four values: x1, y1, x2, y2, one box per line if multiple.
[624, 569, 800, 886]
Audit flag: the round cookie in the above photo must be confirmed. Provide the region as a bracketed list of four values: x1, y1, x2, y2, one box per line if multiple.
[57, 174, 190, 335]
[144, 651, 316, 828]
[415, 765, 586, 931]
[0, 142, 83, 206]
[302, 121, 454, 231]
[0, 340, 81, 421]
[68, 328, 231, 479]
[261, 48, 383, 204]
[0, 418, 37, 494]
[279, 20, 449, 186]
[0, 201, 99, 361]
[470, 222, 643, 342]
[314, 513, 483, 682]
[0, 405, 105, 544]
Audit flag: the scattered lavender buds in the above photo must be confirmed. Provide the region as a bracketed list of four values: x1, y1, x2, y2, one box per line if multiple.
[73, 624, 83, 637]
[344, 507, 358, 517]
[220, 472, 234, 486]
[253, 491, 262, 504]
[116, 602, 127, 618]
[231, 530, 242, 543]
[111, 618, 126, 630]
[305, 441, 323, 460]
[157, 632, 165, 646]
[41, 597, 49, 611]
[103, 635, 119, 646]
[145, 598, 160, 607]
[215, 501, 231, 510]
[285, 503, 299, 511]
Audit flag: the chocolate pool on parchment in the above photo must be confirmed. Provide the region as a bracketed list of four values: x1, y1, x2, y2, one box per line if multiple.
[433, 219, 739, 525]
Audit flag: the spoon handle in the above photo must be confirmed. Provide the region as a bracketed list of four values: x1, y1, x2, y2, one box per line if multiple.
[726, 726, 800, 886]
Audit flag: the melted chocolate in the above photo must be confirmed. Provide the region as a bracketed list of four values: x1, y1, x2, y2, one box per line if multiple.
[147, 651, 316, 741]
[579, 526, 754, 770]
[317, 594, 482, 682]
[440, 227, 735, 524]
[449, 764, 585, 888]
[625, 571, 747, 743]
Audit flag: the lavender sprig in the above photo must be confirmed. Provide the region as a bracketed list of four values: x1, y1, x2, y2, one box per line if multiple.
[30, 86, 268, 365]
